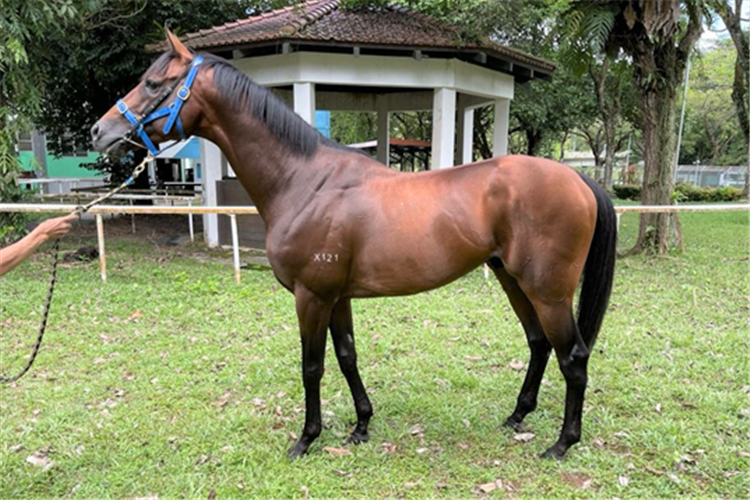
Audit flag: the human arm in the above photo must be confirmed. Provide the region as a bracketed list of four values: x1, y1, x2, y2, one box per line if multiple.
[0, 214, 77, 276]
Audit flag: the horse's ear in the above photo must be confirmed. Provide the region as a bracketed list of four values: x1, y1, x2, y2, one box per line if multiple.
[165, 28, 193, 62]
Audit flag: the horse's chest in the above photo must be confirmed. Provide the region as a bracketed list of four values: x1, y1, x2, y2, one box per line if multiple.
[266, 225, 350, 296]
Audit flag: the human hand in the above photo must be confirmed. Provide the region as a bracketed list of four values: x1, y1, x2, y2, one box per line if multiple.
[33, 214, 78, 241]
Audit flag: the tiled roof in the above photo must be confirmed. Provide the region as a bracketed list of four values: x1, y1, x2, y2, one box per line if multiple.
[148, 0, 555, 75]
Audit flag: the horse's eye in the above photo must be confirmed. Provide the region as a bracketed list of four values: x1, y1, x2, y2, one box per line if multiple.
[145, 79, 160, 92]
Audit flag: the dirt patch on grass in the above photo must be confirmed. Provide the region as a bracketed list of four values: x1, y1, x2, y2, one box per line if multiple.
[560, 472, 594, 490]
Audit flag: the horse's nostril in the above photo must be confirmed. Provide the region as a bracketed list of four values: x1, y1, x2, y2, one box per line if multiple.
[91, 123, 100, 139]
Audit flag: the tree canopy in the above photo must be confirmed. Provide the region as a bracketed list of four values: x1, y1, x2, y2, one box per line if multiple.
[36, 0, 265, 157]
[3, 0, 742, 219]
[681, 40, 746, 166]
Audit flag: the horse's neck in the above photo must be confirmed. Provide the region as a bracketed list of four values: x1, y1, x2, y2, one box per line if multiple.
[199, 101, 324, 226]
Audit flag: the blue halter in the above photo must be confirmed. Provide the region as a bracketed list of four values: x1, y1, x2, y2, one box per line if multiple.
[115, 56, 204, 156]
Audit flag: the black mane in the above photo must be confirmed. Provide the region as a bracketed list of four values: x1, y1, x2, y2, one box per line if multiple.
[146, 51, 353, 158]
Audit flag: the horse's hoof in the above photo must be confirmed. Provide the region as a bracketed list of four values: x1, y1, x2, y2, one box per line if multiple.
[540, 446, 566, 460]
[287, 442, 308, 460]
[345, 430, 370, 445]
[502, 418, 525, 431]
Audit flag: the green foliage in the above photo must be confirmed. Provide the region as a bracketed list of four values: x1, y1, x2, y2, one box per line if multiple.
[0, 0, 74, 163]
[390, 111, 432, 142]
[580, 4, 616, 52]
[559, 1, 619, 69]
[0, 131, 29, 242]
[705, 0, 749, 147]
[36, 1, 256, 157]
[674, 182, 743, 202]
[340, 0, 514, 41]
[680, 41, 746, 166]
[614, 183, 744, 202]
[612, 184, 642, 201]
[0, 0, 78, 241]
[330, 111, 376, 146]
[0, 0, 76, 128]
[0, 146, 31, 244]
[511, 64, 598, 155]
[564, 0, 705, 253]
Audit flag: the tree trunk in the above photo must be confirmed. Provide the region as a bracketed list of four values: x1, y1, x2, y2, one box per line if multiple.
[589, 58, 619, 191]
[526, 130, 541, 156]
[603, 119, 617, 192]
[708, 0, 749, 197]
[628, 86, 683, 255]
[734, 57, 750, 198]
[473, 106, 493, 159]
[583, 128, 604, 179]
[560, 130, 568, 162]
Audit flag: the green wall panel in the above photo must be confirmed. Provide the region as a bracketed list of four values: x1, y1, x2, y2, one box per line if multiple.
[16, 152, 103, 178]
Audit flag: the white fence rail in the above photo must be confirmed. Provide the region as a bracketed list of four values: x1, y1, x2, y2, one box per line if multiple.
[19, 177, 107, 195]
[0, 203, 258, 284]
[0, 203, 747, 284]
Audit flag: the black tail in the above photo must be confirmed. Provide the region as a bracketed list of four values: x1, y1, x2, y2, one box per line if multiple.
[575, 173, 617, 348]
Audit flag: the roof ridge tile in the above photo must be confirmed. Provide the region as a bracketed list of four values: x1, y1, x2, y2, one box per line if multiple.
[279, 0, 339, 37]
[145, 0, 555, 74]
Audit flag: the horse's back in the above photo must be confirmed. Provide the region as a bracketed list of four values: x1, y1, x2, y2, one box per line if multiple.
[341, 155, 596, 299]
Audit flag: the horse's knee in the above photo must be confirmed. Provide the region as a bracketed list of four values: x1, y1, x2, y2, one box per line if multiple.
[303, 363, 324, 384]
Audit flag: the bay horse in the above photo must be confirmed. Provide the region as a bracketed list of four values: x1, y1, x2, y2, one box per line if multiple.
[91, 31, 616, 460]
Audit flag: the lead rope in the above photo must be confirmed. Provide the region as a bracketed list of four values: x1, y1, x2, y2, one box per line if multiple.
[0, 155, 151, 384]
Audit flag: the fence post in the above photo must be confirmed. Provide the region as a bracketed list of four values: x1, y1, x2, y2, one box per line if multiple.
[188, 201, 195, 243]
[130, 199, 136, 233]
[96, 214, 107, 283]
[230, 214, 241, 284]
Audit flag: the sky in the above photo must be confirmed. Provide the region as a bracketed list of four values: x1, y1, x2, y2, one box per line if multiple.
[699, 0, 750, 50]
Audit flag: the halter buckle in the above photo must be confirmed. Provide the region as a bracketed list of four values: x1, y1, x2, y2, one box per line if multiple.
[116, 100, 129, 114]
[177, 86, 190, 101]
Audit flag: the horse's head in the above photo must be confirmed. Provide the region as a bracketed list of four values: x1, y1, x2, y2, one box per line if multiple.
[91, 30, 207, 158]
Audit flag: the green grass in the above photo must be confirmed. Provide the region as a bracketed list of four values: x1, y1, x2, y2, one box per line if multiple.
[1, 211, 748, 499]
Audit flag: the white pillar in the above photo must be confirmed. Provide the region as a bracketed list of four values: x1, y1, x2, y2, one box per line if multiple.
[493, 98, 510, 157]
[455, 103, 465, 165]
[460, 107, 474, 165]
[230, 214, 241, 284]
[293, 82, 316, 125]
[200, 139, 222, 247]
[96, 214, 106, 283]
[376, 95, 390, 166]
[431, 88, 456, 169]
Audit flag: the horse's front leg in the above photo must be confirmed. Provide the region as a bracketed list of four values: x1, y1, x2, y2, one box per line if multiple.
[288, 286, 335, 459]
[330, 298, 373, 444]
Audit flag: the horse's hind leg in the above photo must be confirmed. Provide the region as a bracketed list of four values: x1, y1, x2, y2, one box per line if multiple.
[531, 299, 590, 459]
[330, 298, 373, 444]
[491, 264, 552, 429]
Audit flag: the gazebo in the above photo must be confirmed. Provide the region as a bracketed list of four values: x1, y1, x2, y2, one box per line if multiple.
[152, 0, 555, 247]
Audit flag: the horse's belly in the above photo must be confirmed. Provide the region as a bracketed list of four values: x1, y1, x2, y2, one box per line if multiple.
[347, 224, 493, 297]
